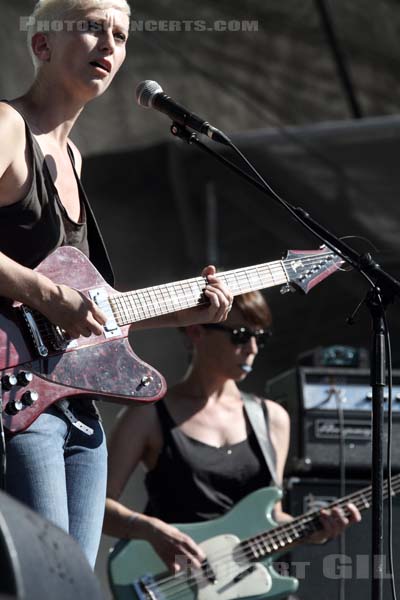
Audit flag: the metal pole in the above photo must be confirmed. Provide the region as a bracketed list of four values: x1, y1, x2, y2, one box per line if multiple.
[314, 0, 363, 119]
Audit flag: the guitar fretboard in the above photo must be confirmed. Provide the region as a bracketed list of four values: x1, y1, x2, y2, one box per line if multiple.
[241, 474, 400, 560]
[108, 261, 288, 326]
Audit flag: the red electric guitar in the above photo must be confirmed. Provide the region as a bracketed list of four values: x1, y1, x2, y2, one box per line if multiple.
[0, 246, 343, 434]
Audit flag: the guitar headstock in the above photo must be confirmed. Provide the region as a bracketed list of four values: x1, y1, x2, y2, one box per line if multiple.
[283, 248, 345, 294]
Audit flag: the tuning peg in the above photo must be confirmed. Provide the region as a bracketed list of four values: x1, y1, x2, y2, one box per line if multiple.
[280, 284, 296, 295]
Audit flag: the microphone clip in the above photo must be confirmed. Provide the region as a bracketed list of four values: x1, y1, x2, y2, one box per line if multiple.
[170, 122, 199, 145]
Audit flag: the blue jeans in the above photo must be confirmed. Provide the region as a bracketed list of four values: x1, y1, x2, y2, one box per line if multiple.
[5, 403, 107, 568]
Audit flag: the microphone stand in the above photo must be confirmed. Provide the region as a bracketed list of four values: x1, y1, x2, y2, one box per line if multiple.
[170, 122, 400, 600]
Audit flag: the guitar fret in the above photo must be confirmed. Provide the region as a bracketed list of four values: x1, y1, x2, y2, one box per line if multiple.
[173, 285, 185, 310]
[270, 537, 280, 551]
[148, 289, 160, 316]
[276, 532, 286, 548]
[284, 530, 293, 544]
[359, 493, 370, 509]
[263, 539, 272, 553]
[146, 289, 156, 318]
[256, 535, 268, 556]
[248, 537, 265, 559]
[170, 285, 183, 311]
[182, 281, 192, 307]
[133, 293, 147, 321]
[288, 522, 300, 540]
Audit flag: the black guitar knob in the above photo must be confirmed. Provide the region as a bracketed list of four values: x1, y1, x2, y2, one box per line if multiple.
[21, 391, 39, 407]
[1, 374, 18, 391]
[17, 371, 34, 387]
[5, 400, 23, 416]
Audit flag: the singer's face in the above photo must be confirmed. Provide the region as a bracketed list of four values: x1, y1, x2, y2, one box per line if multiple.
[201, 307, 260, 382]
[41, 8, 129, 102]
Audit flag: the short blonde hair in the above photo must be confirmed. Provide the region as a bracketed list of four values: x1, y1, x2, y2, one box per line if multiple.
[27, 0, 131, 70]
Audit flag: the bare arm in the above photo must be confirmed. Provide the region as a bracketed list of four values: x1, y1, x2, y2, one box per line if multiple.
[0, 107, 107, 338]
[105, 405, 154, 535]
[265, 400, 292, 522]
[104, 405, 205, 572]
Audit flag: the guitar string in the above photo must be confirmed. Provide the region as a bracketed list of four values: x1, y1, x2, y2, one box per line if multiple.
[147, 480, 400, 599]
[111, 252, 337, 303]
[30, 253, 341, 336]
[108, 254, 340, 325]
[144, 478, 400, 598]
[110, 253, 337, 304]
[29, 254, 336, 327]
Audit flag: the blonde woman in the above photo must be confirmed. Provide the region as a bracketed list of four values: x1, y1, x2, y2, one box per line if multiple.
[0, 0, 232, 567]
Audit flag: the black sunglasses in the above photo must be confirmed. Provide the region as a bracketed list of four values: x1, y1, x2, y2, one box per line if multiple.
[202, 324, 272, 348]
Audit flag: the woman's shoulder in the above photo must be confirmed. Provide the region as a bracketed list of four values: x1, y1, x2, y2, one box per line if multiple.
[264, 397, 290, 430]
[0, 102, 26, 142]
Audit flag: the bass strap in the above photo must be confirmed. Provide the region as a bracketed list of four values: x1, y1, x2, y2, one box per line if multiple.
[242, 392, 279, 487]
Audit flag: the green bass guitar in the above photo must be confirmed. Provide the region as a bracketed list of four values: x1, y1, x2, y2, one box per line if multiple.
[108, 477, 399, 600]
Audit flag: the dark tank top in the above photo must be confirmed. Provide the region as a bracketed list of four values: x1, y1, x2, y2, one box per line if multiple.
[0, 104, 114, 418]
[144, 399, 275, 523]
[0, 103, 114, 284]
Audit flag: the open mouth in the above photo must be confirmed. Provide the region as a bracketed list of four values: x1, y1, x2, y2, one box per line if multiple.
[90, 61, 111, 73]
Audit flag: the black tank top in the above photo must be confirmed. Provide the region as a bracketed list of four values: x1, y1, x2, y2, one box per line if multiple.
[0, 104, 113, 417]
[0, 103, 114, 284]
[144, 399, 274, 523]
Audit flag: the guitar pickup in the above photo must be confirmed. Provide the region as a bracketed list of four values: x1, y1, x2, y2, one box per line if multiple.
[89, 288, 121, 338]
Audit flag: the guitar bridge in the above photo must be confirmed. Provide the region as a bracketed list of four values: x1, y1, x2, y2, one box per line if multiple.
[20, 306, 76, 354]
[133, 575, 161, 600]
[20, 306, 48, 357]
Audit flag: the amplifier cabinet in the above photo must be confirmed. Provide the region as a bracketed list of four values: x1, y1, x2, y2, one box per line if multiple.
[266, 367, 400, 475]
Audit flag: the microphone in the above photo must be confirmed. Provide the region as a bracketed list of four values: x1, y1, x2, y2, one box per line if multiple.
[136, 80, 231, 146]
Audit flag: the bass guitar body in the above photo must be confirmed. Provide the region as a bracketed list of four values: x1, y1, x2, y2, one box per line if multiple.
[108, 487, 298, 600]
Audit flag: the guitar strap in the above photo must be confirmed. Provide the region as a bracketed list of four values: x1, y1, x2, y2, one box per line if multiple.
[242, 392, 279, 487]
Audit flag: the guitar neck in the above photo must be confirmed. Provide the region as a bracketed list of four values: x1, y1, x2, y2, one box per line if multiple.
[243, 474, 400, 559]
[109, 260, 288, 326]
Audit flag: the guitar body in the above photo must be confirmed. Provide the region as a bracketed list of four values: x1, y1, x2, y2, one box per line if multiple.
[108, 487, 298, 600]
[0, 247, 166, 434]
[0, 244, 343, 434]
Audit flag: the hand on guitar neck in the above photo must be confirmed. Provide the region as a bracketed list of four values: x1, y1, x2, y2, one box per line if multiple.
[132, 265, 234, 331]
